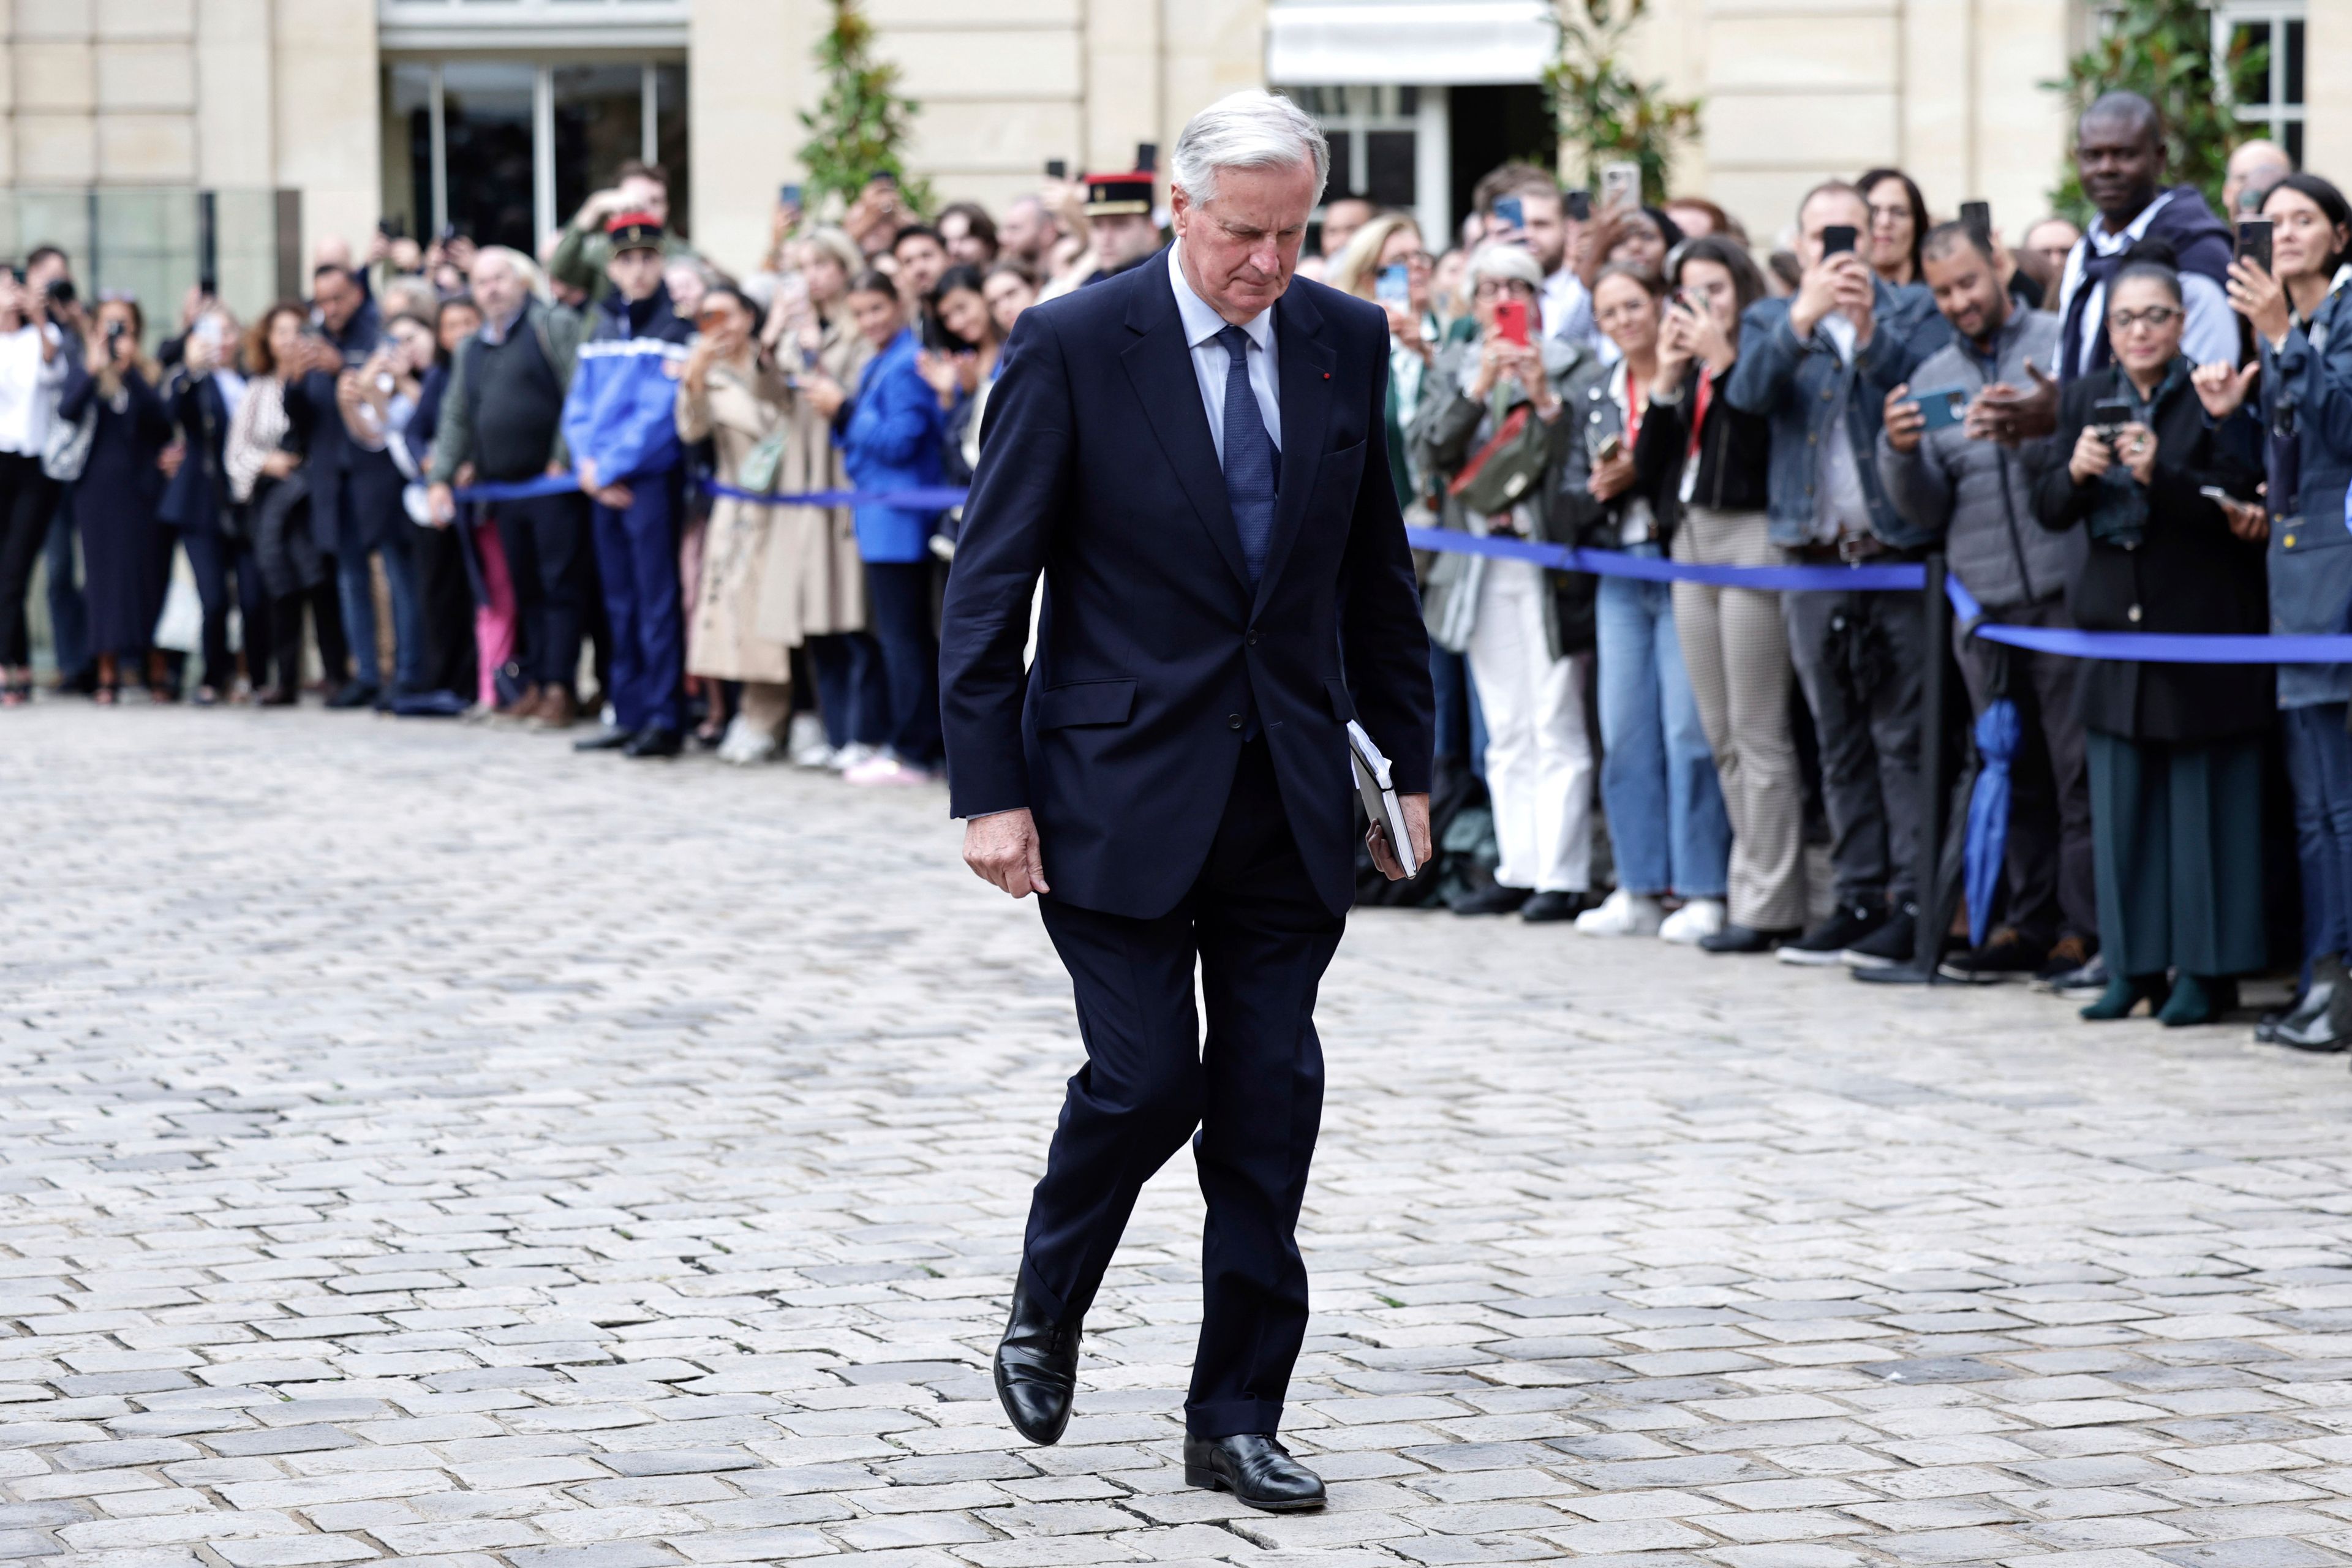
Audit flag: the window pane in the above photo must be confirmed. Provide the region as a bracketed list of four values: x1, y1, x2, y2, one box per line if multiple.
[554, 64, 643, 230]
[1367, 130, 1415, 207]
[383, 63, 432, 241]
[442, 61, 535, 250]
[2234, 22, 2272, 105]
[2288, 121, 2305, 168]
[2286, 20, 2305, 106]
[655, 63, 690, 239]
[1326, 130, 1355, 198]
[1398, 85, 1419, 116]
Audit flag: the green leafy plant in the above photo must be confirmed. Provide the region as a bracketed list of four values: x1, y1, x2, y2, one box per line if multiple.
[797, 0, 932, 216]
[1543, 0, 1702, 203]
[2045, 0, 2263, 221]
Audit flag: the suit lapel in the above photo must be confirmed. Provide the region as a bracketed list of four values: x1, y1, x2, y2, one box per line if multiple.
[1254, 285, 1335, 614]
[1119, 264, 1253, 595]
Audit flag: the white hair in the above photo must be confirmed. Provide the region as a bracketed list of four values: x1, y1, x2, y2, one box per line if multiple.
[470, 244, 547, 298]
[1172, 89, 1330, 207]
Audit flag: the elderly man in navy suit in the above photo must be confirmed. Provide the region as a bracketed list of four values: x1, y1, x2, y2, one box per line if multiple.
[939, 90, 1436, 1510]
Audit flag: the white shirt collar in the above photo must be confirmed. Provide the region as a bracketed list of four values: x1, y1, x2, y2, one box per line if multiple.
[1169, 243, 1274, 354]
[2090, 189, 2174, 254]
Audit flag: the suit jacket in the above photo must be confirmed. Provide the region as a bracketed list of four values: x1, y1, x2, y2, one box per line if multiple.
[939, 249, 1436, 920]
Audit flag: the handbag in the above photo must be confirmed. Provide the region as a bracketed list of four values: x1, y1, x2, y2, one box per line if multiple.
[152, 549, 204, 654]
[41, 399, 96, 483]
[736, 426, 787, 496]
[1447, 402, 1555, 518]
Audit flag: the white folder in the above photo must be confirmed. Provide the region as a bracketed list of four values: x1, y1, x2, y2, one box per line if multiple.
[1346, 720, 1419, 880]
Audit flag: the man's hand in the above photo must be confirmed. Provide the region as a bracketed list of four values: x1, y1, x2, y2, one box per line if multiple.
[1367, 793, 1433, 881]
[1972, 360, 2059, 443]
[1883, 382, 1926, 454]
[964, 808, 1049, 899]
[1830, 254, 1875, 345]
[1788, 257, 1844, 341]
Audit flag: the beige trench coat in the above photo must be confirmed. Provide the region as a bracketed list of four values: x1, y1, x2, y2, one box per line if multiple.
[678, 359, 797, 683]
[754, 319, 872, 648]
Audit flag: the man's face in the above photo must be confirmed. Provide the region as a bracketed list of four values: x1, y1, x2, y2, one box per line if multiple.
[607, 245, 664, 302]
[619, 175, 668, 227]
[2075, 113, 2162, 225]
[1319, 198, 1374, 259]
[893, 235, 946, 297]
[2223, 144, 2293, 219]
[2021, 219, 2081, 285]
[313, 271, 361, 333]
[23, 253, 66, 295]
[470, 255, 522, 320]
[1797, 189, 1871, 273]
[1922, 241, 2007, 344]
[1487, 188, 1567, 274]
[999, 198, 1055, 261]
[1090, 213, 1161, 270]
[1170, 160, 1317, 322]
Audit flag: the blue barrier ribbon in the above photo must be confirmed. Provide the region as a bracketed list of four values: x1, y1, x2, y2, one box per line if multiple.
[1403, 526, 1928, 592]
[450, 473, 971, 510]
[1945, 573, 2352, 665]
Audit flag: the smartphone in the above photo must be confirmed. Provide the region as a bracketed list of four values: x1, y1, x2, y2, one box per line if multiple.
[1600, 161, 1640, 211]
[1913, 383, 1969, 431]
[1493, 195, 1525, 232]
[2237, 217, 2274, 274]
[1045, 159, 1067, 180]
[1494, 298, 1529, 347]
[1565, 189, 1591, 223]
[1670, 287, 1702, 318]
[1591, 432, 1624, 465]
[1959, 200, 1992, 242]
[1822, 224, 1858, 257]
[2090, 395, 2135, 435]
[105, 320, 124, 346]
[2199, 485, 2234, 503]
[778, 184, 802, 208]
[1376, 263, 1411, 306]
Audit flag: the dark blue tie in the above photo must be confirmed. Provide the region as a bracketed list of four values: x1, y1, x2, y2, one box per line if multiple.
[1216, 323, 1276, 583]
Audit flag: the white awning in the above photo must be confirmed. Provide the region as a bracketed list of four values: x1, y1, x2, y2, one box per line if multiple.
[1266, 1, 1558, 86]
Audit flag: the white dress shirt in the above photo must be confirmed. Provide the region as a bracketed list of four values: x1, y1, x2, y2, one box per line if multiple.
[1169, 244, 1281, 464]
[2056, 190, 2241, 374]
[0, 323, 66, 457]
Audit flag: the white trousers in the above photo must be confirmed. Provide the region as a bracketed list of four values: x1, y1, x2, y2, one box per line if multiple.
[1466, 559, 1594, 893]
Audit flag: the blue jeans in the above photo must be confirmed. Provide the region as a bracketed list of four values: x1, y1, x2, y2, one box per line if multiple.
[335, 520, 424, 694]
[808, 631, 883, 748]
[2284, 701, 2352, 962]
[1596, 571, 1730, 897]
[43, 497, 88, 682]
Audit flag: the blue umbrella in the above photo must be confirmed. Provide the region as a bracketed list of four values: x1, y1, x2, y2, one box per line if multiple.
[1962, 698, 2021, 949]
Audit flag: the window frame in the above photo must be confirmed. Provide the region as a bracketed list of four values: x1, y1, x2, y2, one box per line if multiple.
[2212, 0, 2307, 162]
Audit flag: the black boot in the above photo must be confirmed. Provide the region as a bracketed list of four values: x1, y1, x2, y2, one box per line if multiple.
[1183, 1433, 1327, 1512]
[2275, 957, 2352, 1052]
[993, 1278, 1080, 1446]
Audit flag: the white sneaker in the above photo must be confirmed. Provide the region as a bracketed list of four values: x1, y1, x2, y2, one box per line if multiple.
[844, 754, 933, 788]
[787, 713, 832, 768]
[1659, 897, 1726, 946]
[1574, 888, 1665, 937]
[717, 717, 778, 767]
[828, 741, 878, 774]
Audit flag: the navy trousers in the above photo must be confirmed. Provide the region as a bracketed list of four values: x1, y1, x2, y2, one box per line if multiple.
[1024, 737, 1344, 1439]
[180, 528, 270, 693]
[492, 491, 592, 693]
[862, 560, 942, 767]
[590, 473, 684, 733]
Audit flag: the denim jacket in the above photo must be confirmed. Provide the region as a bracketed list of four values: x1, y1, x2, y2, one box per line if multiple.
[2263, 270, 2352, 706]
[1724, 277, 1951, 549]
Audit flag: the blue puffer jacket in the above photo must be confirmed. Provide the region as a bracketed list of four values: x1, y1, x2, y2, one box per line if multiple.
[561, 284, 694, 486]
[2264, 271, 2352, 707]
[1724, 277, 1952, 549]
[839, 326, 945, 563]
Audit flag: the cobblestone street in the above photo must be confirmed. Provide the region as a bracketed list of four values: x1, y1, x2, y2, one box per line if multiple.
[12, 705, 2352, 1568]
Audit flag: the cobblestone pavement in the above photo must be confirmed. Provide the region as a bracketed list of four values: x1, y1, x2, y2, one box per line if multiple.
[10, 704, 2352, 1568]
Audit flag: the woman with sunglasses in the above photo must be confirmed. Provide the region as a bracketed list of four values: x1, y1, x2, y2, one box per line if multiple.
[2196, 172, 2352, 1050]
[2030, 253, 2268, 1026]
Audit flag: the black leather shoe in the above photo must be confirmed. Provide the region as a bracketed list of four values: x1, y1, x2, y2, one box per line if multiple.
[1700, 922, 1791, 955]
[993, 1280, 1080, 1446]
[325, 680, 379, 710]
[624, 726, 684, 758]
[1519, 891, 1581, 922]
[573, 726, 635, 752]
[1183, 1433, 1326, 1512]
[1450, 883, 1530, 916]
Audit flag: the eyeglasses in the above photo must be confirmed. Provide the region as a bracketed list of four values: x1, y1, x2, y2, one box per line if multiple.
[1472, 279, 1536, 299]
[2109, 305, 2180, 333]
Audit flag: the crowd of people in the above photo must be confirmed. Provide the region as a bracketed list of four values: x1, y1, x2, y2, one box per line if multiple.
[4, 91, 2349, 1051]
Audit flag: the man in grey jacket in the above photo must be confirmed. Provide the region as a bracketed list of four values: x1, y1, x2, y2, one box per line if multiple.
[1880, 220, 2094, 984]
